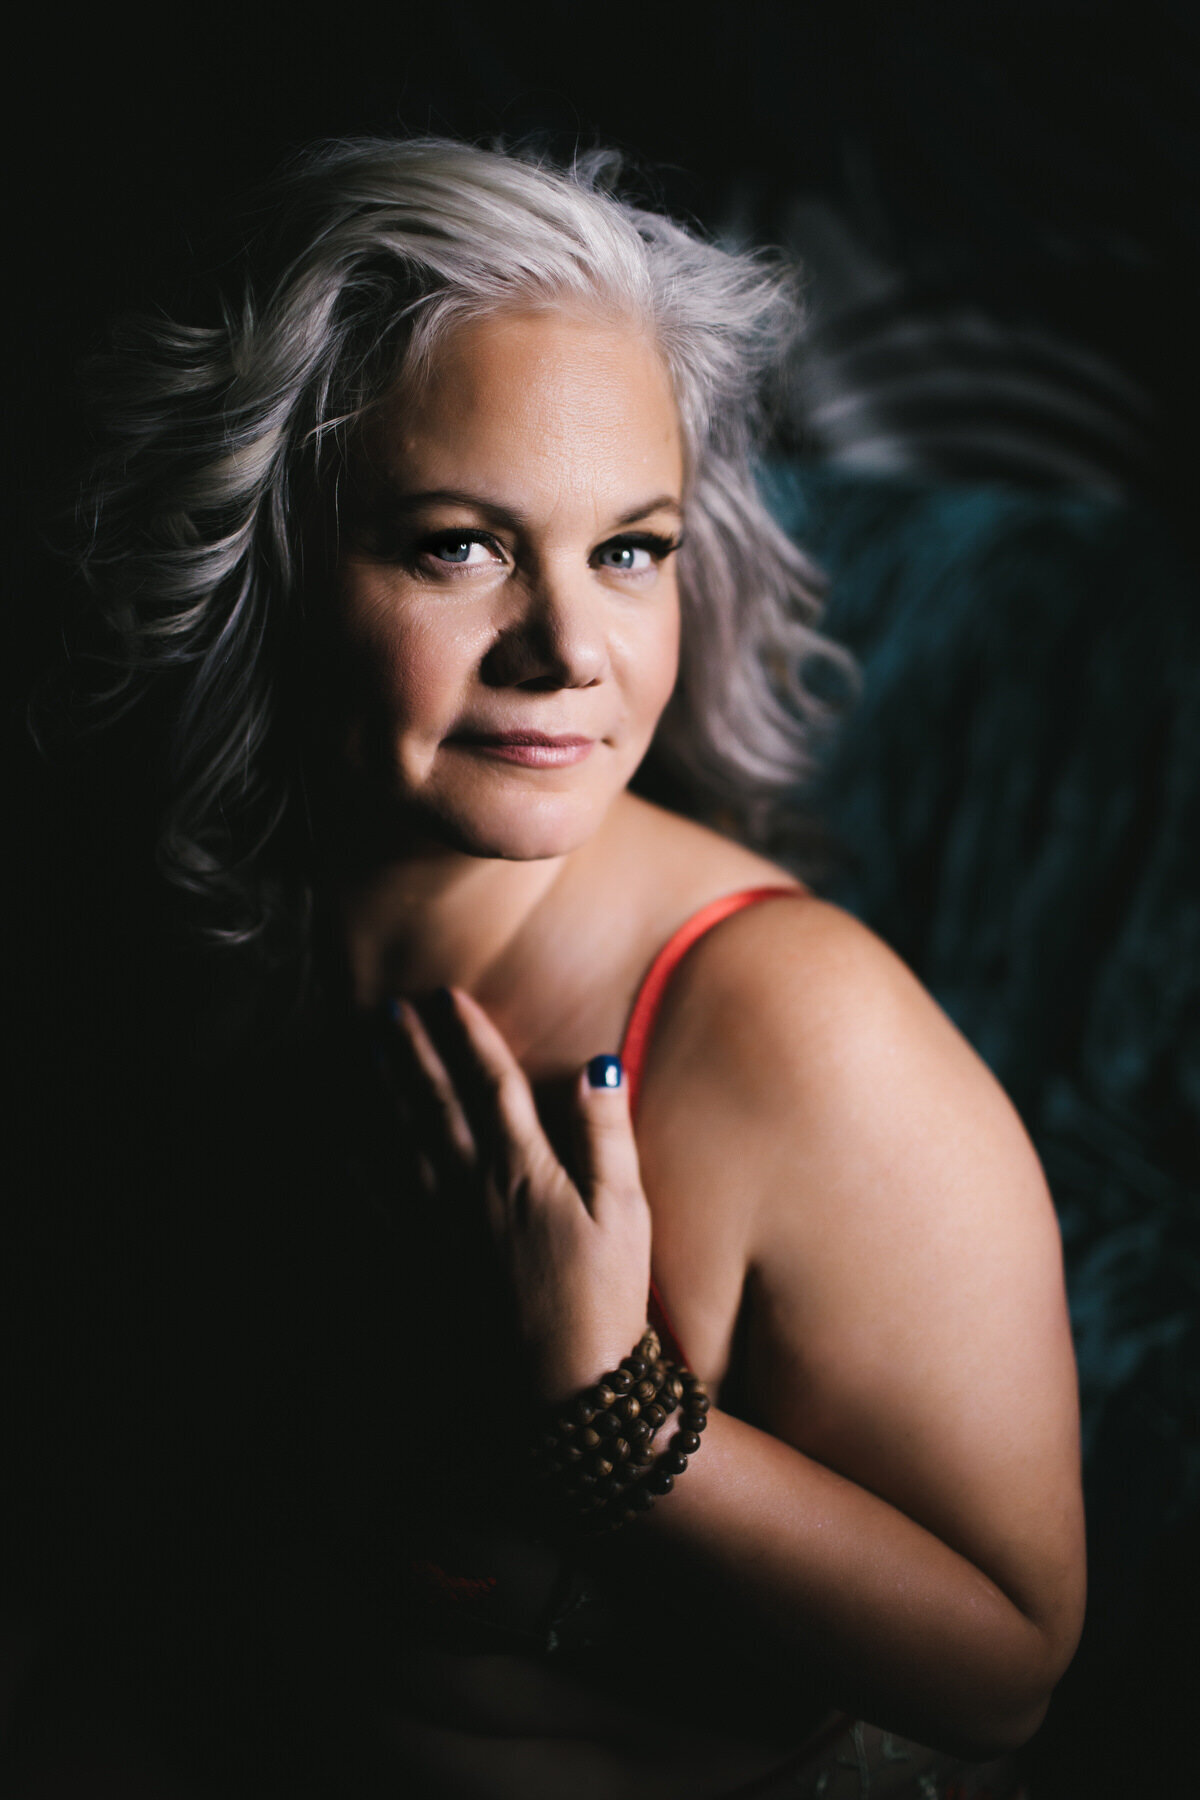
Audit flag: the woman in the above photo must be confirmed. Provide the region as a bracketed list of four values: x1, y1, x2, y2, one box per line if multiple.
[24, 139, 1084, 1797]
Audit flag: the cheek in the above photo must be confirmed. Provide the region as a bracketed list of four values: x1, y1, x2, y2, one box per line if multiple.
[339, 572, 480, 729]
[657, 606, 683, 703]
[382, 614, 467, 722]
[621, 599, 682, 729]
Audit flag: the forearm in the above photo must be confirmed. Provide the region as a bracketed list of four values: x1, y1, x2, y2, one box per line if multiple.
[616, 1405, 1075, 1759]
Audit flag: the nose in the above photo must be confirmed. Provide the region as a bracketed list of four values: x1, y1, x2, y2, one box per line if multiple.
[480, 563, 608, 691]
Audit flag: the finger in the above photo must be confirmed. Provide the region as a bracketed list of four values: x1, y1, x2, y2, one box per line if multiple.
[433, 988, 564, 1204]
[572, 1054, 646, 1218]
[390, 998, 477, 1172]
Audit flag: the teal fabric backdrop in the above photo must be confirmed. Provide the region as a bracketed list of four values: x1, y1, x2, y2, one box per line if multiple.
[767, 463, 1200, 1645]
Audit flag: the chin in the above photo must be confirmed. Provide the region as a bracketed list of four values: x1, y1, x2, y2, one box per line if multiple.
[420, 790, 611, 862]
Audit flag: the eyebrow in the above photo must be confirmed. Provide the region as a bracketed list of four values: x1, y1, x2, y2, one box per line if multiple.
[377, 488, 684, 530]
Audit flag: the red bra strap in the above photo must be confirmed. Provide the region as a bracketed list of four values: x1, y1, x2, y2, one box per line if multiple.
[622, 885, 804, 1364]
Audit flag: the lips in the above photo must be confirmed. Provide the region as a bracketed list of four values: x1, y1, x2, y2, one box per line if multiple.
[448, 729, 597, 768]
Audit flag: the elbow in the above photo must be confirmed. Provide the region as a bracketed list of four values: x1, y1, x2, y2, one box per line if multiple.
[929, 1608, 1084, 1762]
[857, 1576, 1085, 1763]
[943, 1692, 1050, 1763]
[946, 1547, 1087, 1759]
[907, 1682, 1053, 1764]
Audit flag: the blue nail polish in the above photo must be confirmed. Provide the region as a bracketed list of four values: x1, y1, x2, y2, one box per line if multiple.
[587, 1054, 623, 1090]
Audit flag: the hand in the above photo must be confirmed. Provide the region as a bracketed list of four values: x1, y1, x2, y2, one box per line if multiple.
[391, 989, 653, 1405]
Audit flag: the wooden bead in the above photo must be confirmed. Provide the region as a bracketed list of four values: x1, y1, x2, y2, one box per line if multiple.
[535, 1334, 708, 1538]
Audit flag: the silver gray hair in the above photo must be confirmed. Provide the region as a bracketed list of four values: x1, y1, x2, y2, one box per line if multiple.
[64, 137, 851, 964]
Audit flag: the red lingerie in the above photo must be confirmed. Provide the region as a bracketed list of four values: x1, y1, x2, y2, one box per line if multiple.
[626, 885, 805, 1363]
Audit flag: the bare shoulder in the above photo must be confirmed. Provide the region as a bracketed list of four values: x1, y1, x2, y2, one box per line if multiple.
[639, 889, 1083, 1644]
[644, 890, 1041, 1195]
[638, 890, 1064, 1359]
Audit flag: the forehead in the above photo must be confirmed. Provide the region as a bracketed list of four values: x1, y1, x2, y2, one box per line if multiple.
[359, 310, 684, 509]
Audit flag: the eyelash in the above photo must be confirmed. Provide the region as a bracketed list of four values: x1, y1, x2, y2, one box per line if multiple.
[409, 528, 683, 574]
[596, 532, 682, 570]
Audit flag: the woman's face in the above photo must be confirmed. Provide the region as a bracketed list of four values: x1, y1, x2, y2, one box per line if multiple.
[333, 309, 684, 862]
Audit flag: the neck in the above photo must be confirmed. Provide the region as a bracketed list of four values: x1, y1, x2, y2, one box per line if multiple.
[340, 838, 575, 1010]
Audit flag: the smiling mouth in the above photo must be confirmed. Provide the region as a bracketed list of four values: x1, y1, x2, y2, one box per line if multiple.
[448, 731, 597, 768]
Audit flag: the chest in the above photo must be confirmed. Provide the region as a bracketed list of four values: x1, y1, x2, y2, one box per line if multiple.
[283, 1021, 757, 1660]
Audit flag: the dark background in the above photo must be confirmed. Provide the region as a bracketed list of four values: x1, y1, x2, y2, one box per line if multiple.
[8, 3, 1200, 1794]
[11, 2, 1200, 669]
[10, 2, 1198, 515]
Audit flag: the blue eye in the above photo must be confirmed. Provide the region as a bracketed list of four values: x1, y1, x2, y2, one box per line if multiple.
[593, 533, 681, 574]
[435, 537, 475, 564]
[413, 530, 503, 572]
[599, 543, 646, 571]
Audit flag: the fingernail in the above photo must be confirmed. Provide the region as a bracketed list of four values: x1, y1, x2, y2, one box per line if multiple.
[587, 1054, 623, 1090]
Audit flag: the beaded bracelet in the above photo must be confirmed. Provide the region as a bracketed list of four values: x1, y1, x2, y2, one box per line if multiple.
[532, 1328, 711, 1533]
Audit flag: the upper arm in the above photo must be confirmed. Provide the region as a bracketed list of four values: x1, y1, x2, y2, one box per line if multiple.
[646, 898, 1085, 1650]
